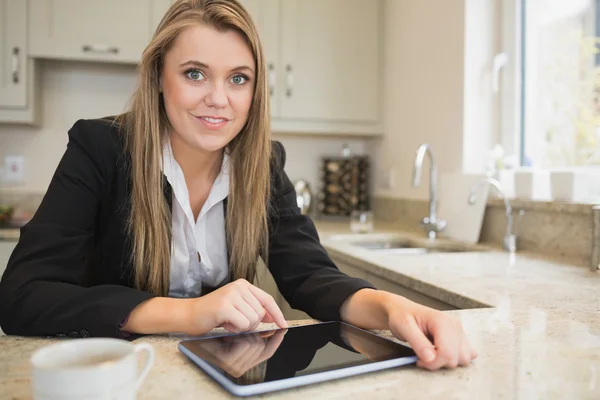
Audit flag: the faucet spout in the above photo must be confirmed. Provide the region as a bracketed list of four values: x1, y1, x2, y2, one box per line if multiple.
[469, 177, 522, 252]
[412, 144, 445, 239]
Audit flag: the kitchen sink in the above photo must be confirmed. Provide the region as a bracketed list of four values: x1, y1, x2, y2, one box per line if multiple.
[350, 239, 475, 254]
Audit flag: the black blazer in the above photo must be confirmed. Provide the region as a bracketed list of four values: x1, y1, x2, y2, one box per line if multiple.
[0, 118, 374, 339]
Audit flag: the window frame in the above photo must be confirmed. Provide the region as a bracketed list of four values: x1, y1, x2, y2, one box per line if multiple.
[509, 0, 600, 168]
[498, 0, 524, 167]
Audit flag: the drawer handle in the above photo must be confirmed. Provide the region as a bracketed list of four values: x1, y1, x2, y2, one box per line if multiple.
[11, 47, 20, 84]
[268, 63, 276, 96]
[285, 64, 293, 97]
[82, 45, 119, 54]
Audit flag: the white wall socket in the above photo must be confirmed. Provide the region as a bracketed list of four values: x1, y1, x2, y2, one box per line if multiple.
[3, 155, 25, 183]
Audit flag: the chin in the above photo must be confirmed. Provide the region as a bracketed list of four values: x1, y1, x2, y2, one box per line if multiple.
[193, 132, 232, 153]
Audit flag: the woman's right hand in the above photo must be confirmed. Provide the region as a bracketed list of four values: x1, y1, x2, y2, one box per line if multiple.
[187, 279, 288, 335]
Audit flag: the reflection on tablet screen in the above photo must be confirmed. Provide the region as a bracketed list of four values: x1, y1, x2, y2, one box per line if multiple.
[181, 322, 416, 386]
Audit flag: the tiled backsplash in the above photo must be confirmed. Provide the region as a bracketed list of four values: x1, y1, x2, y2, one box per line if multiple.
[480, 199, 593, 267]
[371, 197, 430, 232]
[373, 196, 596, 267]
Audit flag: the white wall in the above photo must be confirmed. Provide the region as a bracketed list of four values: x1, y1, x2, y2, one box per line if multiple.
[0, 60, 137, 192]
[0, 60, 366, 194]
[373, 0, 502, 200]
[374, 0, 467, 200]
[463, 0, 502, 173]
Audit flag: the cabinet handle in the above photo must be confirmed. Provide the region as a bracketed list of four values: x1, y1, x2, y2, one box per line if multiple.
[82, 45, 119, 54]
[268, 63, 276, 96]
[11, 47, 20, 84]
[285, 64, 294, 97]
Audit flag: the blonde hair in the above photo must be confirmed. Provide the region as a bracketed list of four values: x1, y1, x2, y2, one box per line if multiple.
[117, 0, 271, 296]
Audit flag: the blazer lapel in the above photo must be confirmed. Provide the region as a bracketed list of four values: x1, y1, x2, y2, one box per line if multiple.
[162, 174, 173, 211]
[223, 197, 231, 263]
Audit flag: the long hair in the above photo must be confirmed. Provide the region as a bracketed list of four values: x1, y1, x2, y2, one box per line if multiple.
[116, 0, 271, 296]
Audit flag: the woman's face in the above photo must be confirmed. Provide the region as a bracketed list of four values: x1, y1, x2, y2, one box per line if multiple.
[161, 24, 255, 154]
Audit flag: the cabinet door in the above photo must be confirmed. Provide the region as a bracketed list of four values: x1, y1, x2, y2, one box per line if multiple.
[331, 257, 369, 281]
[255, 256, 312, 321]
[28, 0, 152, 64]
[366, 273, 458, 311]
[280, 0, 381, 123]
[0, 241, 16, 280]
[240, 0, 280, 117]
[0, 0, 27, 108]
[150, 0, 175, 37]
[0, 240, 15, 336]
[254, 257, 281, 301]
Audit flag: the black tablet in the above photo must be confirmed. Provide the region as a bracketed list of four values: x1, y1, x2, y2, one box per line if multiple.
[178, 321, 417, 397]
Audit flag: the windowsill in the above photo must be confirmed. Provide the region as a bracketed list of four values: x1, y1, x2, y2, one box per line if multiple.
[487, 197, 598, 215]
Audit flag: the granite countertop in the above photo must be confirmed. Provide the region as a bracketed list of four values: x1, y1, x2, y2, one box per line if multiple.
[0, 228, 20, 241]
[1, 220, 599, 399]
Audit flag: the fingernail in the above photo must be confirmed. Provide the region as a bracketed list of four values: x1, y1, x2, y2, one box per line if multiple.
[423, 348, 435, 362]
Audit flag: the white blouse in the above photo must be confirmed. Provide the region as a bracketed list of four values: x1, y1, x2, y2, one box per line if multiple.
[162, 141, 230, 298]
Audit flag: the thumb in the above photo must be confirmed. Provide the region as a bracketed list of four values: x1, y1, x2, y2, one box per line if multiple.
[389, 316, 436, 363]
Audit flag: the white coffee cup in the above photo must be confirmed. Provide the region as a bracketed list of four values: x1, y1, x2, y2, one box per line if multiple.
[30, 338, 154, 400]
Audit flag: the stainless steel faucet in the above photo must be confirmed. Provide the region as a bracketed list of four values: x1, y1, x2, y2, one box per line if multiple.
[469, 177, 524, 253]
[412, 144, 446, 239]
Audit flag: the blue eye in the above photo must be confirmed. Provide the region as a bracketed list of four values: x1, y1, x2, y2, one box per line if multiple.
[185, 69, 205, 81]
[231, 74, 248, 85]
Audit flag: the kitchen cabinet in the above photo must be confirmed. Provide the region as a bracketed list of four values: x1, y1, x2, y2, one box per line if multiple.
[332, 255, 458, 311]
[278, 257, 373, 321]
[0, 0, 39, 124]
[255, 257, 311, 321]
[366, 273, 458, 311]
[332, 256, 369, 281]
[254, 257, 280, 301]
[0, 240, 16, 280]
[20, 0, 382, 133]
[240, 0, 280, 117]
[27, 0, 172, 64]
[275, 257, 367, 322]
[275, 255, 460, 320]
[0, 240, 13, 336]
[279, 1, 381, 124]
[243, 0, 384, 135]
[151, 0, 175, 34]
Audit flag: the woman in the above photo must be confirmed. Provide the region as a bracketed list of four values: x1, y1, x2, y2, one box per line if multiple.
[0, 0, 476, 370]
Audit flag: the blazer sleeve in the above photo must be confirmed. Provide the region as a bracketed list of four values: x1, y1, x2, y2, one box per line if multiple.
[267, 141, 376, 322]
[0, 119, 155, 339]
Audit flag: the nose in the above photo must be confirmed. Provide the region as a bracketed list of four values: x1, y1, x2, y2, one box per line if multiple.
[205, 82, 228, 109]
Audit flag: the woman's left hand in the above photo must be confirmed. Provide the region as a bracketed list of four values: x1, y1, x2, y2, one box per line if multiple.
[384, 295, 477, 370]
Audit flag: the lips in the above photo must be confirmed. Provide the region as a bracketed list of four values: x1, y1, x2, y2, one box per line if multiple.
[193, 115, 231, 130]
[198, 116, 229, 123]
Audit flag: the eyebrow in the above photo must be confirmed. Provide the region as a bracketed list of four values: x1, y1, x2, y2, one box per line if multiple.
[179, 60, 254, 74]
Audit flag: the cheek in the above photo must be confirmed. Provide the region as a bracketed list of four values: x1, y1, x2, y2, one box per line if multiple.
[232, 89, 254, 118]
[163, 78, 202, 111]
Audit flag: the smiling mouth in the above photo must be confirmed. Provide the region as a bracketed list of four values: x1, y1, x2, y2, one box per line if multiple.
[198, 116, 229, 123]
[193, 115, 231, 130]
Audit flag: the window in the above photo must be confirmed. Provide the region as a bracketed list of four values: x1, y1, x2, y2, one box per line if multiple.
[520, 0, 600, 167]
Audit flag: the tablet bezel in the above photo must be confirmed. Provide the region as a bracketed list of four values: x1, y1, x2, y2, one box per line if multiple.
[178, 321, 418, 397]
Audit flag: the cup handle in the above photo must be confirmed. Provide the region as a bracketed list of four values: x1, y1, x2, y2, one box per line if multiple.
[133, 343, 155, 391]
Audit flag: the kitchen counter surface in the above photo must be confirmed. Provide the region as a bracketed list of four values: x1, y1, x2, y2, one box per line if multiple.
[1, 220, 599, 399]
[0, 228, 19, 241]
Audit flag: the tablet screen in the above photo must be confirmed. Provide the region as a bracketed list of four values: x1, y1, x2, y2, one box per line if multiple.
[179, 321, 416, 386]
